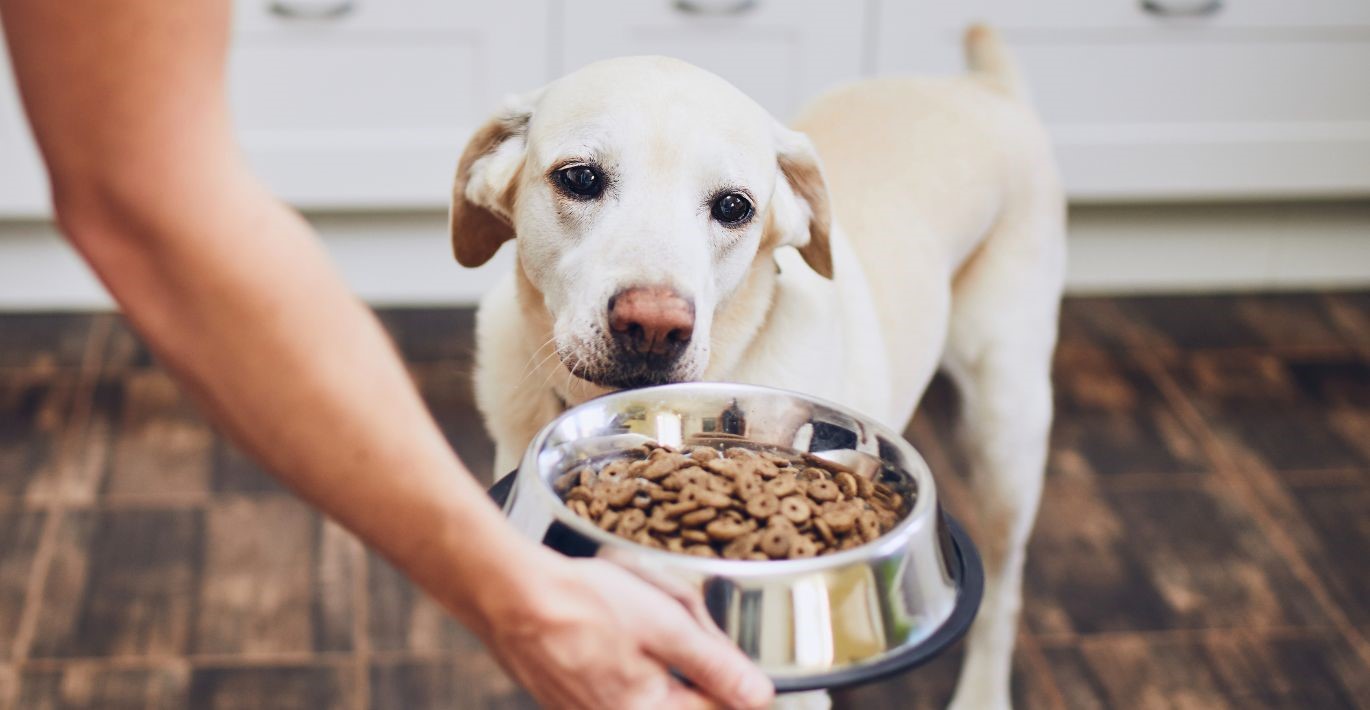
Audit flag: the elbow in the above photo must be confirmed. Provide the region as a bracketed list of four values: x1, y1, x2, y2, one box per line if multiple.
[45, 175, 176, 325]
[44, 170, 198, 337]
[45, 168, 206, 321]
[46, 167, 127, 257]
[49, 170, 156, 261]
[47, 154, 240, 271]
[50, 150, 256, 261]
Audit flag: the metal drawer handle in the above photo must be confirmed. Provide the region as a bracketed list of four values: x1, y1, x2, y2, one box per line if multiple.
[268, 0, 355, 20]
[1141, 0, 1223, 17]
[673, 0, 758, 16]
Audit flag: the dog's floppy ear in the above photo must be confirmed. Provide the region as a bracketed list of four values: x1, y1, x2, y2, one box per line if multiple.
[449, 90, 540, 267]
[769, 124, 834, 279]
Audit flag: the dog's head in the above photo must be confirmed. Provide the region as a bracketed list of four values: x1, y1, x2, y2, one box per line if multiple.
[450, 56, 831, 389]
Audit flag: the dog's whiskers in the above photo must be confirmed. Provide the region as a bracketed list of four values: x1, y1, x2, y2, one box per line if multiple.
[560, 359, 576, 402]
[535, 342, 571, 395]
[565, 353, 589, 400]
[518, 335, 557, 372]
[514, 336, 560, 390]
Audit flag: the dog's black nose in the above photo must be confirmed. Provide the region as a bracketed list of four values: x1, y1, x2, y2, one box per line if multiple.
[608, 286, 694, 362]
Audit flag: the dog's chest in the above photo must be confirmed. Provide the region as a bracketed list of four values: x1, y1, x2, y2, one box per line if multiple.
[712, 261, 894, 425]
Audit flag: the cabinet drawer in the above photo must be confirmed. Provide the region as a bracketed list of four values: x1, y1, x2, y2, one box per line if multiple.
[229, 0, 549, 209]
[561, 0, 866, 121]
[875, 1, 1370, 200]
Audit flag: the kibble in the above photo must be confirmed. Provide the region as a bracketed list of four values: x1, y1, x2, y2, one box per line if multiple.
[779, 495, 810, 523]
[558, 441, 910, 560]
[746, 493, 781, 519]
[681, 507, 718, 527]
[808, 479, 841, 502]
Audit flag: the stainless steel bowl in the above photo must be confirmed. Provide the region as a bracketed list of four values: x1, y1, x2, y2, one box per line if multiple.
[491, 382, 981, 692]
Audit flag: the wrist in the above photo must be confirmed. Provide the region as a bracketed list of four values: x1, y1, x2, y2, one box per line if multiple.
[391, 495, 555, 638]
[466, 542, 572, 635]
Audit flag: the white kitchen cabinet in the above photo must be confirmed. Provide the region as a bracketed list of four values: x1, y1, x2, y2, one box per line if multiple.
[0, 1, 549, 217]
[228, 0, 549, 210]
[0, 35, 48, 217]
[874, 0, 1370, 201]
[559, 0, 867, 121]
[3, 0, 1368, 219]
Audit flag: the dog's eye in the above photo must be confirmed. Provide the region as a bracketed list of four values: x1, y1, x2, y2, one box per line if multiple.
[556, 165, 604, 198]
[711, 193, 752, 225]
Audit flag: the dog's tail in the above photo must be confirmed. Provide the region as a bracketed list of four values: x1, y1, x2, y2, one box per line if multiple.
[964, 23, 1028, 102]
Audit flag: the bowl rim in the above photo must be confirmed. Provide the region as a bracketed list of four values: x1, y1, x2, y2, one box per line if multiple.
[516, 381, 941, 576]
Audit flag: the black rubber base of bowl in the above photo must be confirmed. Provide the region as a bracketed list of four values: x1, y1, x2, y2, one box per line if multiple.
[487, 473, 984, 693]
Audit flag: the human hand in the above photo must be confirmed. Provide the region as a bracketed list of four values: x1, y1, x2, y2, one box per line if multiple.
[478, 548, 774, 710]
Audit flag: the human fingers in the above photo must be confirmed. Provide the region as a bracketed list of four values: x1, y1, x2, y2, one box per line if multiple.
[637, 601, 773, 709]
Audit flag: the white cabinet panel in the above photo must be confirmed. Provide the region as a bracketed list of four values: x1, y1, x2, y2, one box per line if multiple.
[230, 0, 549, 209]
[6, 0, 1369, 215]
[874, 0, 1370, 200]
[560, 0, 866, 121]
[0, 2, 551, 217]
[0, 33, 51, 217]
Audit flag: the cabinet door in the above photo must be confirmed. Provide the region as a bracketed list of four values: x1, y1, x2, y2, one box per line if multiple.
[560, 0, 867, 121]
[874, 0, 1370, 201]
[0, 34, 52, 218]
[229, 0, 549, 209]
[0, 2, 553, 216]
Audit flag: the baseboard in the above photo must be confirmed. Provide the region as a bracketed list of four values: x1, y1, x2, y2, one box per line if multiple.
[0, 211, 515, 312]
[0, 202, 1365, 312]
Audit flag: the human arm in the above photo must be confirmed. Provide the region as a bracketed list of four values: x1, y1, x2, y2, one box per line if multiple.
[0, 1, 771, 707]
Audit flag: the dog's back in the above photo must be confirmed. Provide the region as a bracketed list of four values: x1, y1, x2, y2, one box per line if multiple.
[791, 26, 1063, 420]
[794, 30, 1065, 709]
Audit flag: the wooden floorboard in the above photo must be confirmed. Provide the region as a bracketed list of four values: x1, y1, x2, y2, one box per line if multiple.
[0, 377, 82, 501]
[28, 508, 202, 660]
[0, 294, 1366, 709]
[0, 507, 45, 663]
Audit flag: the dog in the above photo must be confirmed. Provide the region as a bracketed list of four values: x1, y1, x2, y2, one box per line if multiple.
[451, 25, 1064, 710]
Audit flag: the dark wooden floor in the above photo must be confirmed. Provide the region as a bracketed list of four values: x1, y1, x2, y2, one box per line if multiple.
[1, 293, 1368, 709]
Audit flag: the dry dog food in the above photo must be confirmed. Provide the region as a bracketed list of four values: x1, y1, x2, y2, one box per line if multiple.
[553, 441, 909, 560]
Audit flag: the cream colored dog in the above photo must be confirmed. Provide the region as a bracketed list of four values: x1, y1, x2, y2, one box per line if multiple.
[451, 25, 1064, 710]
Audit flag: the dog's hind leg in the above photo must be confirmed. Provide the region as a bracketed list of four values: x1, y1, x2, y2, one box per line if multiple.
[942, 208, 1063, 710]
